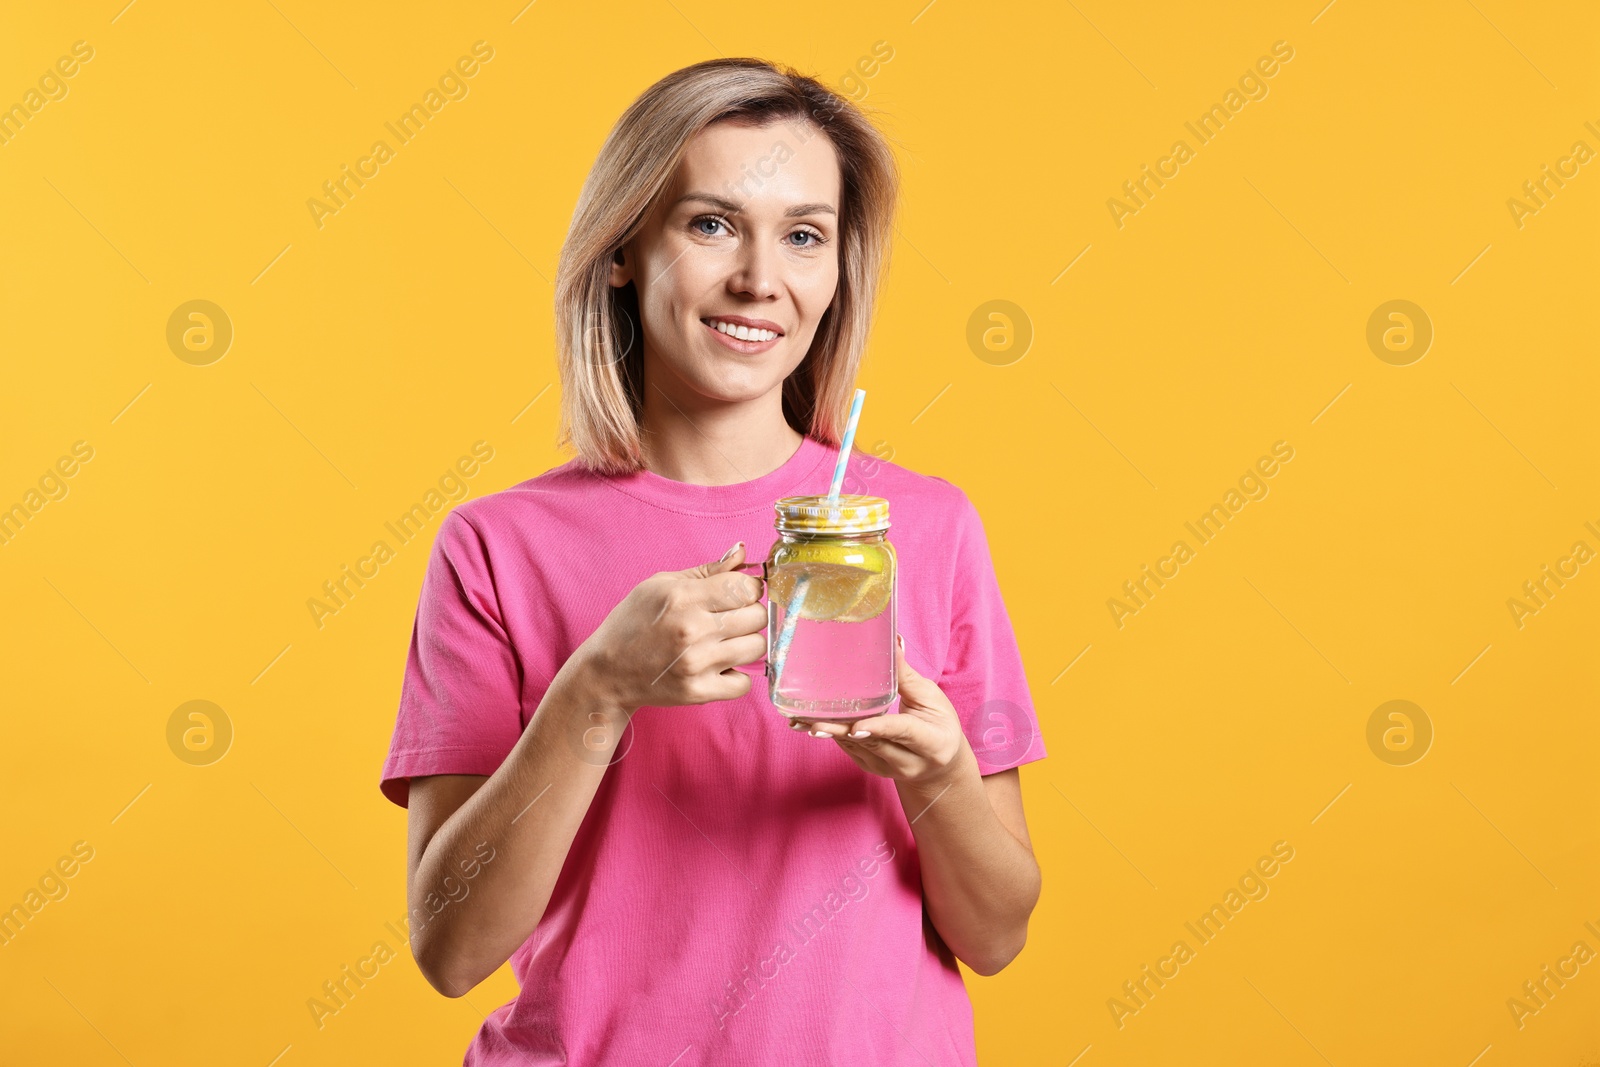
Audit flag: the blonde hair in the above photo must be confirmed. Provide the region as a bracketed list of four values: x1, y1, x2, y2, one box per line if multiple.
[554, 58, 899, 474]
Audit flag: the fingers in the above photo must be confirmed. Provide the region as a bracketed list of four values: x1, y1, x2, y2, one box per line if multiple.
[893, 632, 948, 712]
[842, 710, 924, 746]
[791, 716, 910, 745]
[697, 664, 756, 704]
[684, 555, 764, 612]
[789, 718, 912, 773]
[791, 719, 852, 743]
[709, 572, 766, 612]
[679, 540, 749, 581]
[680, 600, 765, 682]
[832, 741, 893, 776]
[709, 601, 767, 639]
[700, 630, 767, 673]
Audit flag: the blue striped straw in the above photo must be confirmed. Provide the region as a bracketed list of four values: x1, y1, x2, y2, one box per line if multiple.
[771, 389, 866, 699]
[769, 573, 811, 699]
[827, 388, 866, 501]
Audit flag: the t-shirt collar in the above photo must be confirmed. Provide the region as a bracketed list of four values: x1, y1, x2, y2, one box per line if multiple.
[602, 434, 834, 516]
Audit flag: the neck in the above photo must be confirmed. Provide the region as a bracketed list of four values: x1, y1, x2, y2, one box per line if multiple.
[637, 376, 805, 488]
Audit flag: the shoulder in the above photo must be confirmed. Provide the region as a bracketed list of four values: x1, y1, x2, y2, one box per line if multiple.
[848, 448, 976, 527]
[443, 456, 599, 540]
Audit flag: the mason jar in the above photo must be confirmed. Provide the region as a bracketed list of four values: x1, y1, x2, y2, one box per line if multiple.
[762, 494, 896, 722]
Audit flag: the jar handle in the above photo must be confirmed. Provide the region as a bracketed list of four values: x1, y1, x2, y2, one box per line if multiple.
[730, 560, 772, 678]
[730, 560, 770, 582]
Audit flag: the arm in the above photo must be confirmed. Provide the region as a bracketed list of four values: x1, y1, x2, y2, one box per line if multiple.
[405, 655, 631, 997]
[897, 762, 1038, 975]
[403, 541, 767, 997]
[795, 634, 1042, 975]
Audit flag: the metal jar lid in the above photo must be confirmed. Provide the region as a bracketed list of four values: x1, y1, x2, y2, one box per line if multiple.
[773, 494, 890, 534]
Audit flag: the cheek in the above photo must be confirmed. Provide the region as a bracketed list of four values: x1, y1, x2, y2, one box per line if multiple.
[632, 262, 690, 340]
[792, 258, 841, 332]
[644, 244, 720, 320]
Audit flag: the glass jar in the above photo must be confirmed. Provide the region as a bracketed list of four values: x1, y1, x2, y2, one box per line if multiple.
[763, 494, 897, 722]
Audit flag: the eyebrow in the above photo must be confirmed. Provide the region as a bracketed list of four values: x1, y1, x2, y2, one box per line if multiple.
[677, 192, 837, 218]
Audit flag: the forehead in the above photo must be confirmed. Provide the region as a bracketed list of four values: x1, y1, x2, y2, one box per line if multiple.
[668, 118, 841, 208]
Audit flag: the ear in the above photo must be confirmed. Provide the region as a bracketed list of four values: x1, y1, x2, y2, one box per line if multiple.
[608, 245, 634, 288]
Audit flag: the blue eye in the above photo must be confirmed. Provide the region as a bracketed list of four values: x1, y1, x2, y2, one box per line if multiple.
[690, 215, 825, 247]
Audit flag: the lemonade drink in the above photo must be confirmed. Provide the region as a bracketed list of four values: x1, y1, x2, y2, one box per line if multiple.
[766, 495, 896, 721]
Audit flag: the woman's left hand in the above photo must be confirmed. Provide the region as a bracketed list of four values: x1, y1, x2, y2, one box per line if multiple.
[791, 632, 972, 786]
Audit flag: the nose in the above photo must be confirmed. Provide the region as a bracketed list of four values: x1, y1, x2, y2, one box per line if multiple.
[729, 235, 780, 300]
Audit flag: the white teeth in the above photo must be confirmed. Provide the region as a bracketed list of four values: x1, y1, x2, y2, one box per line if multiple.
[710, 320, 777, 342]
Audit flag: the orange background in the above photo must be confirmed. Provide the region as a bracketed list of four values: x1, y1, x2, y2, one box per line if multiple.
[1, 1, 1596, 1064]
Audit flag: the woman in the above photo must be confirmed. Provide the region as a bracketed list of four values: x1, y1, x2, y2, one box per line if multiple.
[380, 57, 1047, 1065]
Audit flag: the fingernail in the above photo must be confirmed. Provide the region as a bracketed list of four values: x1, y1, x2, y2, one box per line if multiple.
[720, 541, 741, 561]
[788, 720, 806, 730]
[896, 633, 905, 651]
[848, 730, 870, 739]
[809, 729, 830, 738]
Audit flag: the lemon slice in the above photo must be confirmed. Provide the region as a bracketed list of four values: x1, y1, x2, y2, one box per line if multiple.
[768, 543, 892, 622]
[835, 568, 891, 623]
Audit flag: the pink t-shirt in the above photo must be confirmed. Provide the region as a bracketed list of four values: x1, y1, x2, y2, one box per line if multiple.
[380, 433, 1047, 1066]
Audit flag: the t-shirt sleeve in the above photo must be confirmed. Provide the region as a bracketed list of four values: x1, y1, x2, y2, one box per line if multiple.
[939, 489, 1048, 775]
[379, 509, 525, 807]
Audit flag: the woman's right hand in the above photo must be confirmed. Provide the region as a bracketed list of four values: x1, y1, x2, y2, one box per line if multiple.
[408, 540, 765, 997]
[573, 541, 767, 712]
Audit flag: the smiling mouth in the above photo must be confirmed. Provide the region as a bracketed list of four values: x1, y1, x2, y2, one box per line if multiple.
[700, 317, 784, 353]
[702, 317, 783, 342]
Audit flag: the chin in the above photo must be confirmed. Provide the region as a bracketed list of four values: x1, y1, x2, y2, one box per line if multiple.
[689, 362, 782, 402]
